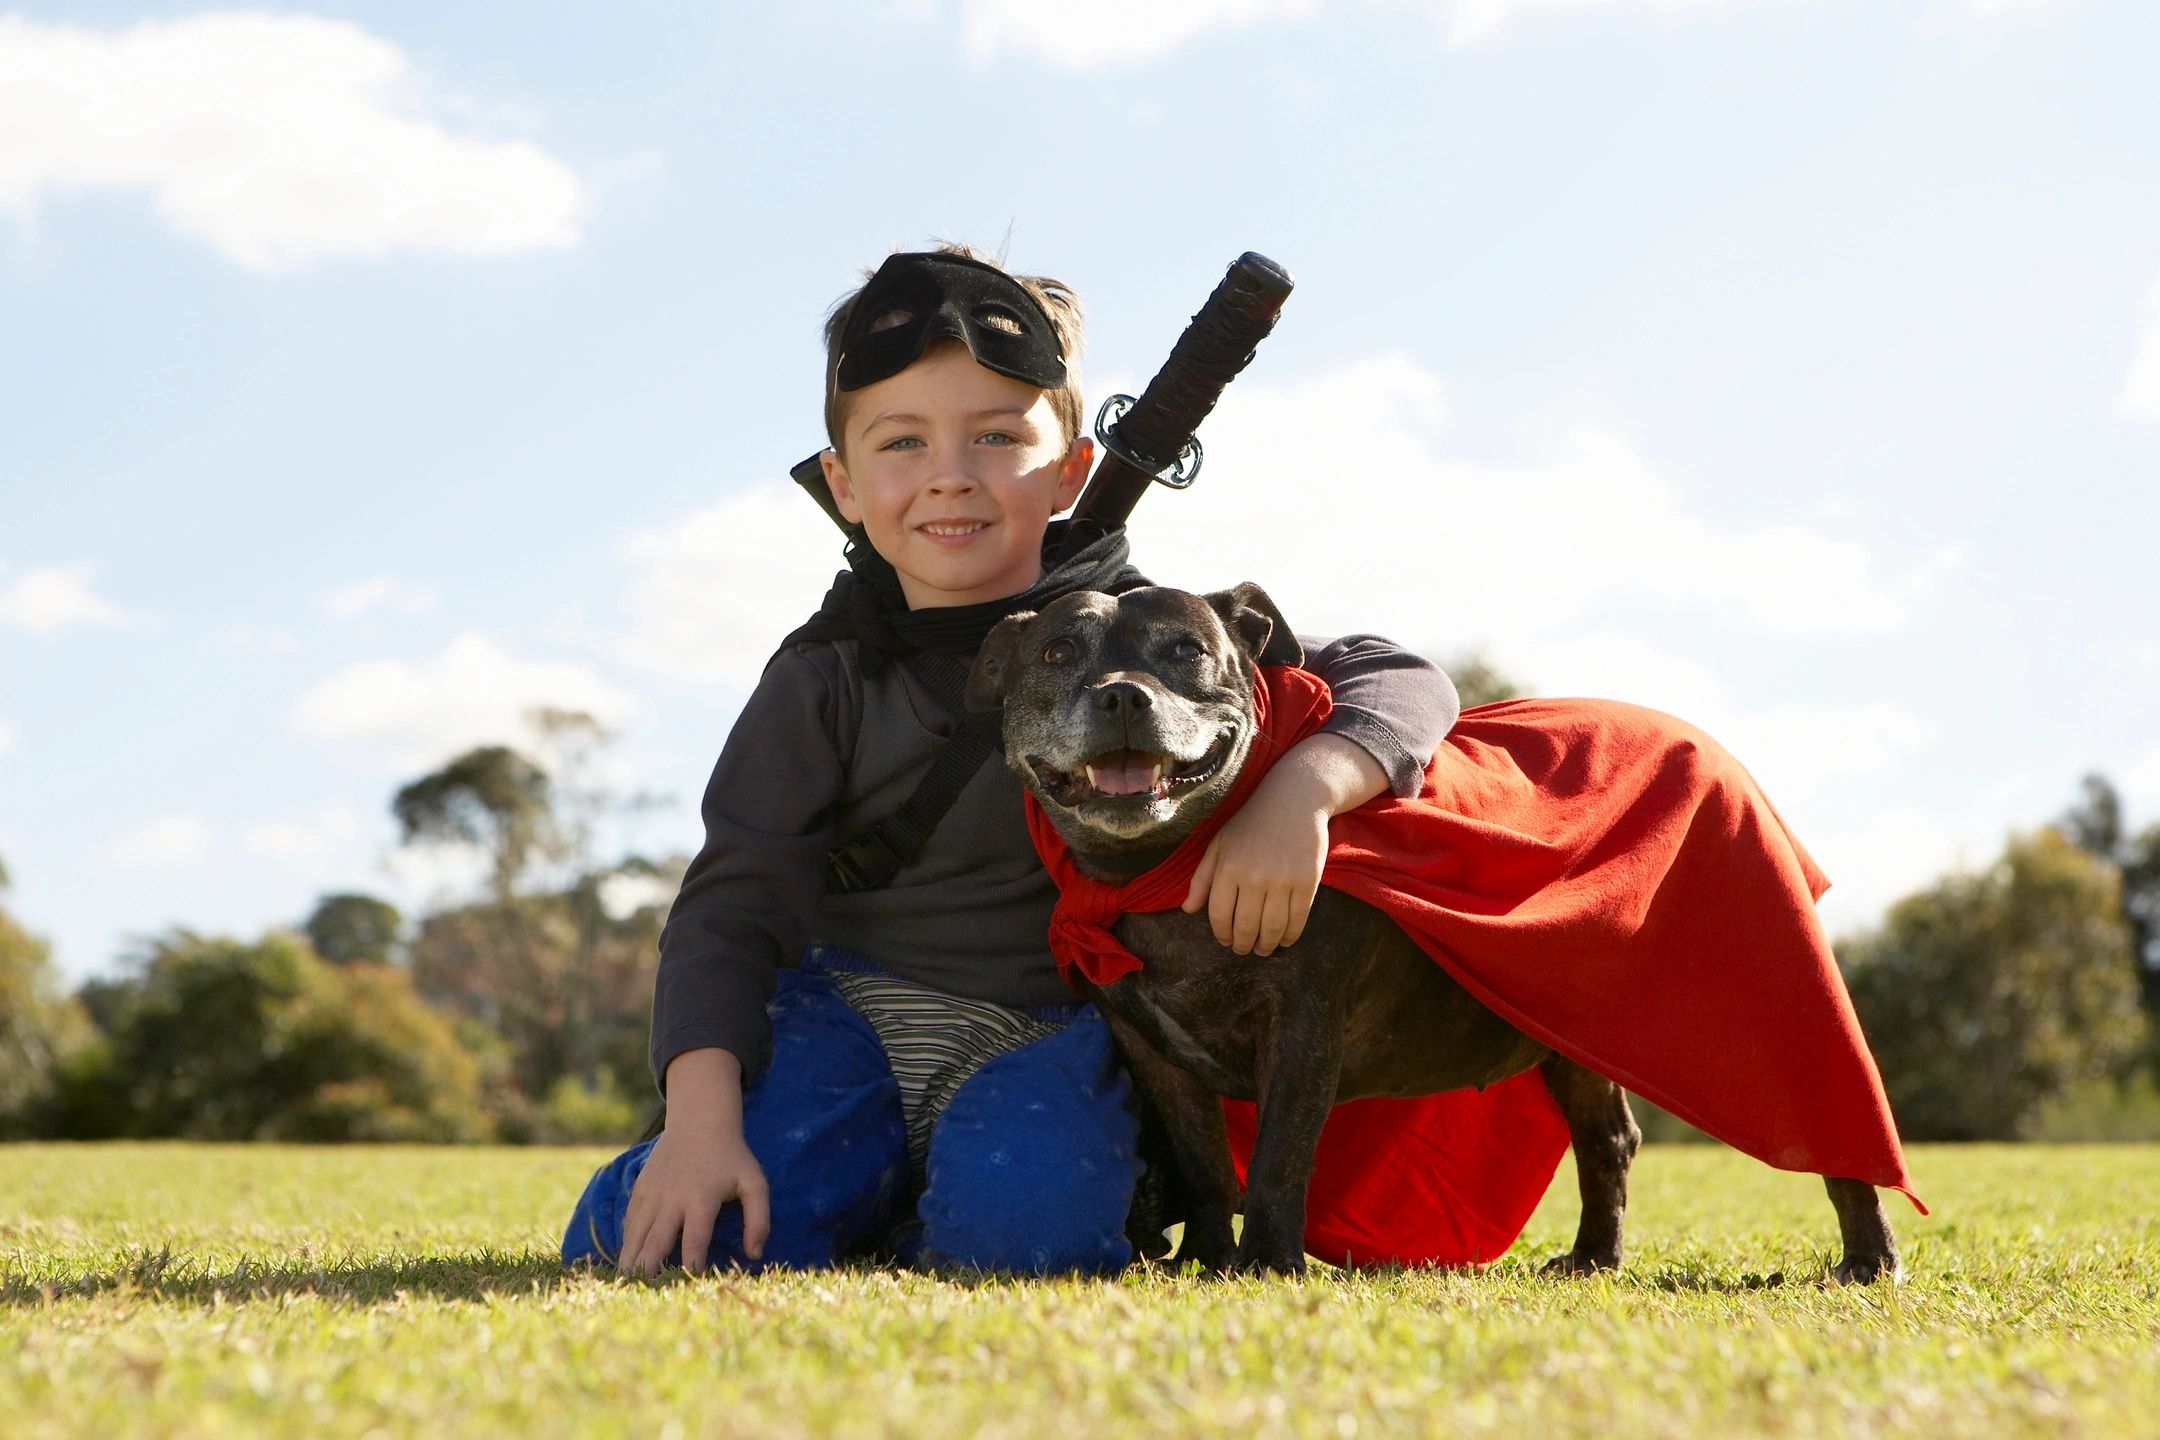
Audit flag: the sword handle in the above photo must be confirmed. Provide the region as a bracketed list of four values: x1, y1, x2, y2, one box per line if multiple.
[1068, 252, 1294, 533]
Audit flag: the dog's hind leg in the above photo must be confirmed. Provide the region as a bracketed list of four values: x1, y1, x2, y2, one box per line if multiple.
[1824, 1177, 1900, 1284]
[1538, 1056, 1640, 1275]
[1099, 1009, 1240, 1273]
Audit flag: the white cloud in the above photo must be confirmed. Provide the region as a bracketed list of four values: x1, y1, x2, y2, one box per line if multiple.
[293, 632, 635, 767]
[0, 13, 584, 272]
[1139, 352, 1943, 648]
[244, 804, 360, 869]
[321, 576, 440, 619]
[948, 0, 1318, 68]
[611, 481, 852, 686]
[1442, 0, 1741, 48]
[0, 564, 129, 635]
[924, 0, 2058, 66]
[111, 815, 210, 867]
[2119, 278, 2160, 422]
[925, 0, 1780, 66]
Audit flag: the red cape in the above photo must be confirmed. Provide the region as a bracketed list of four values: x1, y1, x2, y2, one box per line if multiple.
[1026, 666, 1922, 1269]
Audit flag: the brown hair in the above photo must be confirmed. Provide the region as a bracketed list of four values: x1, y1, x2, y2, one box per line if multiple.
[822, 242, 1086, 455]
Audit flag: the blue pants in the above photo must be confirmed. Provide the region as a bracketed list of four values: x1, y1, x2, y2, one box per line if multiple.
[563, 967, 1140, 1275]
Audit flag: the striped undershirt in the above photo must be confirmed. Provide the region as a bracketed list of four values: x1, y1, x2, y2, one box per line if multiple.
[820, 967, 1067, 1183]
[824, 965, 1065, 1181]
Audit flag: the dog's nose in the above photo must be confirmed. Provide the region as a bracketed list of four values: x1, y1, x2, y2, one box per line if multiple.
[1092, 681, 1152, 716]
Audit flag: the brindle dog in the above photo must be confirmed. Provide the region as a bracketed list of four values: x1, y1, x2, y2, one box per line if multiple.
[966, 582, 1900, 1281]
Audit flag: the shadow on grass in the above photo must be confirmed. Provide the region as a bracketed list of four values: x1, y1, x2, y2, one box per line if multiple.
[1642, 1268, 1794, 1293]
[1, 1247, 584, 1307]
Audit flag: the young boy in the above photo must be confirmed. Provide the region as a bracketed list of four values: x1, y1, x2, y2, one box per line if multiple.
[563, 247, 1458, 1276]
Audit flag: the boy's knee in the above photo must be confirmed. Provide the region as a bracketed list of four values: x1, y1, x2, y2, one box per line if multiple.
[562, 1136, 653, 1267]
[562, 971, 907, 1272]
[743, 974, 907, 1263]
[918, 1011, 1141, 1275]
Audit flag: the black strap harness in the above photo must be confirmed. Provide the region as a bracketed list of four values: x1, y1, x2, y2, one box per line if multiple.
[824, 658, 1003, 893]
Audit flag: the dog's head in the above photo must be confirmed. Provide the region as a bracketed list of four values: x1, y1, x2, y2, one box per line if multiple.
[967, 583, 1302, 859]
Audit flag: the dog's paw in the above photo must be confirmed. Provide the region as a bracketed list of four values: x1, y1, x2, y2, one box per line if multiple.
[1832, 1253, 1900, 1286]
[1169, 1242, 1236, 1277]
[1541, 1249, 1618, 1277]
[1231, 1248, 1309, 1278]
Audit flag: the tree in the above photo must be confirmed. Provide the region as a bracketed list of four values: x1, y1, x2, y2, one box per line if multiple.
[405, 863, 675, 1106]
[1839, 828, 2146, 1140]
[2122, 826, 2160, 1011]
[303, 893, 404, 967]
[393, 745, 555, 902]
[2062, 773, 2124, 858]
[0, 858, 96, 1137]
[1440, 652, 1523, 710]
[392, 710, 675, 1110]
[2059, 773, 2160, 1013]
[78, 929, 488, 1142]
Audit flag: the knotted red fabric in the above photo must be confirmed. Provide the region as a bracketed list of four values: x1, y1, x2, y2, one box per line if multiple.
[1025, 665, 1923, 1269]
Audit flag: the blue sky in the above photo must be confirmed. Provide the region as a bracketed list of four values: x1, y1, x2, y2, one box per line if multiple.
[3, 0, 2157, 982]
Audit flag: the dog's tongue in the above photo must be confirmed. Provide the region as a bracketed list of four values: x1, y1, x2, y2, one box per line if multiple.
[1089, 751, 1160, 796]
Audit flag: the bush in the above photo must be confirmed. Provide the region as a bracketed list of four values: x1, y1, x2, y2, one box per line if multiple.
[1840, 829, 2146, 1141]
[303, 892, 404, 967]
[77, 929, 490, 1142]
[0, 890, 97, 1137]
[2020, 1067, 2160, 1142]
[534, 1071, 644, 1145]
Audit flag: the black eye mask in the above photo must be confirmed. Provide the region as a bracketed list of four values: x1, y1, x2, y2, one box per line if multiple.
[835, 252, 1068, 392]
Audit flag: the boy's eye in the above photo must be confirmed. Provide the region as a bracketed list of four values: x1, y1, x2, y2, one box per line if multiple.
[1043, 638, 1078, 665]
[978, 431, 1017, 446]
[880, 436, 924, 451]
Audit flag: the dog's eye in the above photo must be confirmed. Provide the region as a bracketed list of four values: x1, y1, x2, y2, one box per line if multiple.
[1043, 638, 1078, 665]
[1171, 637, 1203, 661]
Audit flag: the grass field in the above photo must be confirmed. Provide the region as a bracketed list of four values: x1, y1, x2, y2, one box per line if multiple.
[3, 1143, 2155, 1438]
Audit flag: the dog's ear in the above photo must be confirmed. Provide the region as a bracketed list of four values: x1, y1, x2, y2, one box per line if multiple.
[1205, 583, 1303, 668]
[965, 611, 1036, 712]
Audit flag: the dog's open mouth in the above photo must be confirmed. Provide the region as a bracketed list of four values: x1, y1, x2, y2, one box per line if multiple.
[1029, 730, 1236, 809]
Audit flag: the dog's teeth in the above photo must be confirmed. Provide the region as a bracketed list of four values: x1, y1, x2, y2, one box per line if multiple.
[1149, 762, 1164, 789]
[1084, 764, 1099, 791]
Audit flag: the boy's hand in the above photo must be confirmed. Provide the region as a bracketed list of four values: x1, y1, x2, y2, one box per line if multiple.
[1181, 733, 1388, 957]
[619, 1049, 769, 1276]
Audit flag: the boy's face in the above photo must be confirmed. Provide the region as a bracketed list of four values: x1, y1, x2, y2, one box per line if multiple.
[822, 344, 1090, 610]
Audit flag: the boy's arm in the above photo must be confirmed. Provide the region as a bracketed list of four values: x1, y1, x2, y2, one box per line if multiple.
[1299, 632, 1459, 797]
[627, 644, 854, 1274]
[622, 1047, 768, 1275]
[1183, 634, 1456, 955]
[649, 644, 854, 1092]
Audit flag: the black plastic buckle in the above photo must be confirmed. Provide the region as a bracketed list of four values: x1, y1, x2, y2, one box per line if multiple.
[827, 827, 908, 893]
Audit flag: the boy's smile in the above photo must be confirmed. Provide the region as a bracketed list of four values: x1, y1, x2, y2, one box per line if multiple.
[822, 344, 1090, 610]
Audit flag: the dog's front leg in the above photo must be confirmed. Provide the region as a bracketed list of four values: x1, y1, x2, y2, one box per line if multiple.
[1237, 984, 1343, 1276]
[1097, 1006, 1240, 1273]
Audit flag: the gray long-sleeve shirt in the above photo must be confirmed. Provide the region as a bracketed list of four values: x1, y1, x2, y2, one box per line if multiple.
[649, 634, 1459, 1091]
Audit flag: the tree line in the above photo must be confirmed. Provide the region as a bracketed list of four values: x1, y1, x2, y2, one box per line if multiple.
[3, 700, 2157, 1145]
[1, 710, 678, 1144]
